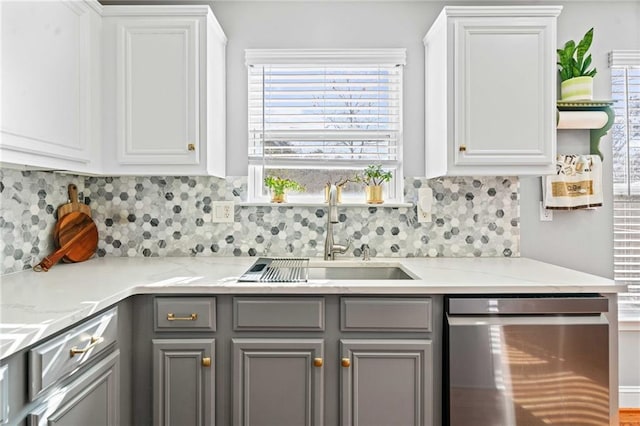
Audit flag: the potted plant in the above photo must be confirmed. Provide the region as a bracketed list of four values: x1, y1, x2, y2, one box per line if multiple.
[356, 164, 392, 204]
[324, 177, 351, 204]
[264, 176, 304, 203]
[557, 27, 597, 101]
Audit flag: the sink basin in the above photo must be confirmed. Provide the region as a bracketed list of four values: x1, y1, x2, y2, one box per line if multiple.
[307, 266, 414, 280]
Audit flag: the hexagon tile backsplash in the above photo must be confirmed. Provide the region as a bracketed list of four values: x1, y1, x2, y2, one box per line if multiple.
[0, 168, 519, 275]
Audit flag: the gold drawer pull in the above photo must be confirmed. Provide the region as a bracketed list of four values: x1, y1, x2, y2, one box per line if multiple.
[341, 358, 351, 368]
[313, 358, 324, 367]
[70, 336, 104, 358]
[167, 313, 198, 321]
[202, 357, 212, 367]
[458, 145, 467, 152]
[187, 143, 196, 151]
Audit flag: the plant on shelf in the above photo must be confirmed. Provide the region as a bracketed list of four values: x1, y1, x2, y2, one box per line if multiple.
[557, 27, 597, 101]
[324, 177, 351, 204]
[264, 175, 305, 203]
[355, 164, 393, 204]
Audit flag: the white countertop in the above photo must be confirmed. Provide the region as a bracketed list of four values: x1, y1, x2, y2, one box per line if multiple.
[0, 256, 624, 360]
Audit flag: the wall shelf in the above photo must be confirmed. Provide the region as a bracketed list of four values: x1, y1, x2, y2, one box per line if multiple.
[556, 100, 615, 160]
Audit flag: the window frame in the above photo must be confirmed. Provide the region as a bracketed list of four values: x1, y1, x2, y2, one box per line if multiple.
[245, 48, 406, 203]
[610, 50, 640, 318]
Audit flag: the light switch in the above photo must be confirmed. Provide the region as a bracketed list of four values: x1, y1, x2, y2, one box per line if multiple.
[211, 201, 234, 223]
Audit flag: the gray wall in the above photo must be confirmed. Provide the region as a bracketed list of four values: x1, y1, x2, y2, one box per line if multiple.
[520, 1, 640, 279]
[201, 0, 640, 279]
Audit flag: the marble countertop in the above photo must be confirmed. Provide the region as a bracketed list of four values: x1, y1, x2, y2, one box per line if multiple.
[0, 256, 624, 360]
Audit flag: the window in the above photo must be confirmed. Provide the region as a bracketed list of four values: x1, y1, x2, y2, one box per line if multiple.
[610, 50, 640, 317]
[246, 49, 406, 203]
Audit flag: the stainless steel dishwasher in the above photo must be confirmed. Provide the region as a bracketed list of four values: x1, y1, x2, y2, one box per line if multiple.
[445, 295, 610, 426]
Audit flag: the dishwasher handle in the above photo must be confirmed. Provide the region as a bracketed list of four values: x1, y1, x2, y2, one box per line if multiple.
[447, 313, 609, 327]
[448, 296, 609, 315]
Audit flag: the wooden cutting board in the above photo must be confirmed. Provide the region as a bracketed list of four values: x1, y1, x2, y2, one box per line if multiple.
[56, 211, 98, 263]
[57, 184, 91, 219]
[34, 212, 98, 272]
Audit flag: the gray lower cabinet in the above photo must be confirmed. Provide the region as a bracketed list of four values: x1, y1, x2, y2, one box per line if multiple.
[340, 339, 433, 426]
[28, 350, 120, 426]
[232, 338, 324, 426]
[152, 339, 215, 426]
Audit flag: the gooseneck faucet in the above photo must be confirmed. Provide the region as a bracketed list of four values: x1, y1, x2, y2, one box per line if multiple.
[324, 185, 351, 260]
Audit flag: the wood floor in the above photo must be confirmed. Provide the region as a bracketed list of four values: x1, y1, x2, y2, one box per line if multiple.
[621, 408, 640, 426]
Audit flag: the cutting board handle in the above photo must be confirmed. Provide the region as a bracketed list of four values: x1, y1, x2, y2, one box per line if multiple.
[34, 214, 96, 272]
[68, 184, 79, 203]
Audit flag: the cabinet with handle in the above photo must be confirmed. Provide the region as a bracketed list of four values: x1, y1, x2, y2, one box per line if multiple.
[102, 5, 227, 176]
[136, 295, 441, 426]
[152, 338, 215, 426]
[28, 350, 120, 426]
[423, 6, 562, 177]
[340, 339, 432, 426]
[231, 338, 324, 426]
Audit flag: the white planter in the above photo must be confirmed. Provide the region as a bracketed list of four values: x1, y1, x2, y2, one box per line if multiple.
[560, 76, 594, 101]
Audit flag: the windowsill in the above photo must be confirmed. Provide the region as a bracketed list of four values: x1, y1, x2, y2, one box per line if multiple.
[619, 318, 640, 330]
[237, 201, 414, 208]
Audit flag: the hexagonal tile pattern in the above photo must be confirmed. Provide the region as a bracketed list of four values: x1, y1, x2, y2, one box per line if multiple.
[1, 171, 520, 275]
[0, 169, 87, 274]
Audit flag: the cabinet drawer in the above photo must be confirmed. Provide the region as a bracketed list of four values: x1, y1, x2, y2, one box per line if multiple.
[28, 350, 120, 426]
[29, 307, 118, 400]
[154, 297, 216, 332]
[341, 298, 432, 332]
[234, 297, 325, 331]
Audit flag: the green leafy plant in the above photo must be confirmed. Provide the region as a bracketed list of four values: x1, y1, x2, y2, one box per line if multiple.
[557, 27, 597, 81]
[356, 164, 393, 186]
[264, 176, 305, 196]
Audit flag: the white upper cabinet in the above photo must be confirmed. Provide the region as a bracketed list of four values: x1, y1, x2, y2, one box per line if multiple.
[102, 6, 227, 176]
[424, 6, 562, 178]
[0, 0, 102, 173]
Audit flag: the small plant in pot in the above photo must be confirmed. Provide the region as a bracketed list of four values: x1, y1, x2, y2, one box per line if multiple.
[356, 164, 392, 204]
[324, 177, 351, 204]
[557, 27, 597, 101]
[264, 176, 304, 203]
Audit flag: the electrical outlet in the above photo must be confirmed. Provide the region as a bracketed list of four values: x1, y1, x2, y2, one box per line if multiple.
[417, 188, 433, 223]
[211, 201, 234, 223]
[539, 202, 553, 222]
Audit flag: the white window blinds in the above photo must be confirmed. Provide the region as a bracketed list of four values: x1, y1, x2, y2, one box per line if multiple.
[610, 50, 640, 315]
[246, 49, 405, 167]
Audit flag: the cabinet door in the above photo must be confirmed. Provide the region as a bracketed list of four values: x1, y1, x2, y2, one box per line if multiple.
[453, 17, 556, 169]
[115, 18, 199, 165]
[29, 350, 120, 426]
[1, 0, 98, 171]
[232, 338, 324, 426]
[153, 339, 215, 426]
[340, 339, 432, 426]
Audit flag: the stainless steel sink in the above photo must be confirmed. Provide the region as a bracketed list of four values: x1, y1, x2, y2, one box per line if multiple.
[307, 266, 414, 280]
[237, 258, 416, 282]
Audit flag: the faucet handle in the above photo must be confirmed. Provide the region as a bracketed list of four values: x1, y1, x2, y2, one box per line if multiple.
[345, 237, 353, 253]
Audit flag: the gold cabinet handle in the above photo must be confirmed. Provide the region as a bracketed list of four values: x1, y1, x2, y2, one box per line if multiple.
[459, 145, 467, 152]
[167, 313, 198, 321]
[341, 358, 351, 368]
[313, 357, 323, 367]
[70, 336, 104, 358]
[187, 143, 196, 151]
[202, 357, 212, 367]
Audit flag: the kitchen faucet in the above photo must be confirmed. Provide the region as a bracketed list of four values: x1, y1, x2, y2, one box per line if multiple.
[324, 185, 351, 260]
